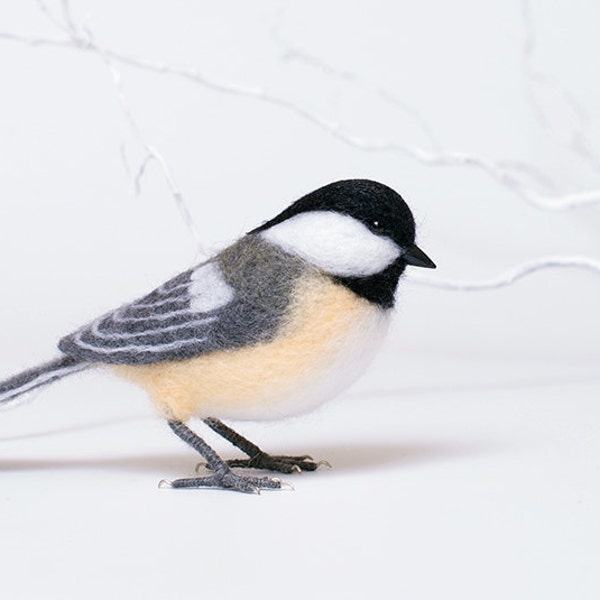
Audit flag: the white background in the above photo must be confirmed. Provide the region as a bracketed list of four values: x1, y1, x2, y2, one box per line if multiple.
[0, 1, 599, 599]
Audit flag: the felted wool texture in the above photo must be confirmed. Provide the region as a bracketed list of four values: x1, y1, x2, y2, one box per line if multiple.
[55, 179, 416, 366]
[252, 179, 418, 308]
[115, 272, 390, 422]
[251, 179, 416, 251]
[0, 355, 86, 407]
[335, 258, 408, 309]
[59, 236, 307, 365]
[260, 211, 401, 278]
[0, 180, 419, 416]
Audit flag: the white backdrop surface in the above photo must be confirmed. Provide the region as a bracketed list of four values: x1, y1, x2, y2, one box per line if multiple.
[0, 1, 599, 599]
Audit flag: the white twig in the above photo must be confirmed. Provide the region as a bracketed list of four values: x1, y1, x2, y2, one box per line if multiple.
[96, 44, 201, 243]
[0, 30, 71, 48]
[271, 7, 442, 154]
[133, 153, 155, 196]
[1, 16, 599, 211]
[0, 3, 598, 297]
[34, 0, 69, 34]
[31, 2, 204, 255]
[521, 0, 600, 170]
[101, 53, 599, 211]
[91, 39, 203, 254]
[407, 256, 600, 291]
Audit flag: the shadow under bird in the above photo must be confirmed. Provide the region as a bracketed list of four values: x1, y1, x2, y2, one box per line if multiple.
[0, 179, 435, 492]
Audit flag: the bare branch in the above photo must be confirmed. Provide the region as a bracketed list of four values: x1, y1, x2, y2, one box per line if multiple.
[23, 2, 205, 254]
[407, 256, 600, 291]
[1, 9, 599, 212]
[2, 2, 599, 296]
[520, 0, 600, 170]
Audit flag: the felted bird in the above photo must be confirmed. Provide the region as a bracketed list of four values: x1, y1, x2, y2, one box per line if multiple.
[0, 179, 435, 492]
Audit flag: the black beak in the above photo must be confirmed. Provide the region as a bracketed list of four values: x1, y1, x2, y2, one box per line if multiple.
[403, 244, 436, 269]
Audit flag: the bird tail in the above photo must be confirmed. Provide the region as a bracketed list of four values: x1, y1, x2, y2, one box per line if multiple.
[0, 355, 88, 407]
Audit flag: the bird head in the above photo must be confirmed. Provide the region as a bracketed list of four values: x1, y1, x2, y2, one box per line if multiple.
[250, 179, 435, 308]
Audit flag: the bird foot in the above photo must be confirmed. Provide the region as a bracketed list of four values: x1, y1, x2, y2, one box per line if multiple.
[197, 452, 330, 474]
[159, 469, 287, 494]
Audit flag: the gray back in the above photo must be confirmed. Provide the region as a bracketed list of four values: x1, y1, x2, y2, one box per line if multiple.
[58, 235, 309, 365]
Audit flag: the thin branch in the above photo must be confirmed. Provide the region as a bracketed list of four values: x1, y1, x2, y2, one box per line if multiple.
[0, 30, 72, 48]
[23, 2, 205, 254]
[271, 6, 442, 154]
[407, 256, 600, 291]
[520, 0, 600, 170]
[88, 35, 203, 253]
[1, 18, 599, 211]
[132, 153, 155, 196]
[2, 2, 599, 297]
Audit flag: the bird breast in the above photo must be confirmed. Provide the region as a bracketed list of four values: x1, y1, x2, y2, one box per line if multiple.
[114, 273, 391, 421]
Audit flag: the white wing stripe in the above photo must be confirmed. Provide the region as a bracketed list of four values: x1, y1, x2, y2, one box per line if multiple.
[127, 294, 188, 310]
[0, 363, 88, 404]
[111, 306, 203, 323]
[72, 333, 209, 355]
[155, 280, 189, 296]
[65, 261, 236, 359]
[89, 316, 217, 340]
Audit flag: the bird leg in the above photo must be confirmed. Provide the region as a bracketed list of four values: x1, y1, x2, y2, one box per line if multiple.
[163, 420, 282, 493]
[202, 417, 327, 473]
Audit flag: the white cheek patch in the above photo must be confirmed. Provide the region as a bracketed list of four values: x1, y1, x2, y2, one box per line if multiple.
[188, 262, 235, 313]
[260, 211, 401, 277]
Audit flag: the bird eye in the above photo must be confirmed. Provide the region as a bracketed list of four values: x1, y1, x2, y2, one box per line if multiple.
[371, 220, 384, 230]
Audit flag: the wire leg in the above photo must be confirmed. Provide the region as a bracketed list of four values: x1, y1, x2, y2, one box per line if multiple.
[164, 420, 283, 493]
[202, 417, 328, 473]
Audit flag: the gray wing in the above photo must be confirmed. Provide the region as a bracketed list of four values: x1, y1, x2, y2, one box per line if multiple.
[59, 261, 240, 365]
[59, 236, 307, 366]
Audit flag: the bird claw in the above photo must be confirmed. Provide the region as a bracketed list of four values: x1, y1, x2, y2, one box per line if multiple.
[165, 471, 283, 493]
[224, 453, 322, 473]
[195, 461, 209, 473]
[278, 479, 295, 491]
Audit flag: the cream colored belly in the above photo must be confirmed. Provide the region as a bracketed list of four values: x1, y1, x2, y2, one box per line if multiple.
[114, 275, 390, 421]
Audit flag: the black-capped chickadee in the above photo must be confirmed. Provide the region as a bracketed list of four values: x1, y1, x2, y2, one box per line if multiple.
[0, 179, 435, 493]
